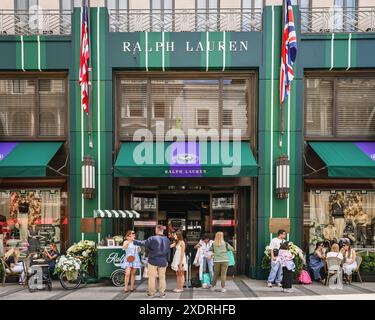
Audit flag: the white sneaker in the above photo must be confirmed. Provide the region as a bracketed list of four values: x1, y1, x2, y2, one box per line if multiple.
[221, 288, 227, 293]
[283, 288, 294, 293]
[277, 283, 283, 288]
[267, 282, 273, 288]
[210, 286, 216, 292]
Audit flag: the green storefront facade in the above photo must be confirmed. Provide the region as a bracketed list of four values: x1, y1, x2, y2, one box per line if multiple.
[0, 5, 374, 279]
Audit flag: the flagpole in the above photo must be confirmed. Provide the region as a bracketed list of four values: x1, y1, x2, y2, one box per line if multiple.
[279, 0, 285, 149]
[87, 0, 93, 149]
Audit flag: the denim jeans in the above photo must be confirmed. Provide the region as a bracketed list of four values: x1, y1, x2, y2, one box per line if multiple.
[267, 260, 283, 284]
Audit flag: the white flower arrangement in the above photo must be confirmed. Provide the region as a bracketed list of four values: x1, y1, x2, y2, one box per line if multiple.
[55, 255, 81, 275]
[66, 240, 97, 270]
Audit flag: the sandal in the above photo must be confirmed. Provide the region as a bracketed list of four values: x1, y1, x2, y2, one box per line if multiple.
[124, 289, 129, 293]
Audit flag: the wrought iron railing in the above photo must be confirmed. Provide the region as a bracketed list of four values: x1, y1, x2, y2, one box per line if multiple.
[0, 10, 72, 35]
[300, 7, 375, 33]
[109, 8, 263, 32]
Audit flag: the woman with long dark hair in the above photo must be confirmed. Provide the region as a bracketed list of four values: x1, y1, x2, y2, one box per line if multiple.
[121, 230, 141, 293]
[309, 241, 326, 283]
[170, 230, 187, 293]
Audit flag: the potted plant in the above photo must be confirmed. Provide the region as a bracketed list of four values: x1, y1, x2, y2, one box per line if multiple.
[261, 242, 305, 281]
[359, 253, 375, 282]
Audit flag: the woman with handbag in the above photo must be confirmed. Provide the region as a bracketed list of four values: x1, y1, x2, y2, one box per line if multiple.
[170, 230, 187, 293]
[121, 230, 141, 293]
[209, 232, 235, 293]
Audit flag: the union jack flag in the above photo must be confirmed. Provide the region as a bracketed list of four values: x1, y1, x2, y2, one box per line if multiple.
[280, 0, 297, 105]
[79, 0, 90, 114]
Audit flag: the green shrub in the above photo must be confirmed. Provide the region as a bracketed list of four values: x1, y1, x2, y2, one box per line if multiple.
[360, 253, 375, 273]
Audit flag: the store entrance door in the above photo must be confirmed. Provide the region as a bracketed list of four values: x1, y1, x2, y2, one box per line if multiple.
[158, 193, 210, 258]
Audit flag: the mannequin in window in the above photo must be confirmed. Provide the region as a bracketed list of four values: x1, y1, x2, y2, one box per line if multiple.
[17, 196, 29, 243]
[323, 223, 337, 241]
[331, 193, 346, 238]
[354, 208, 368, 247]
[343, 217, 356, 244]
[28, 221, 41, 254]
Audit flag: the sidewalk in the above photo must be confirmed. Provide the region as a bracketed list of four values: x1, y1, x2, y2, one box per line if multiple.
[0, 276, 374, 300]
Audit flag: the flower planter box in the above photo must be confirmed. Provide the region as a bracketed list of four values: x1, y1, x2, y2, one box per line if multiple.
[357, 271, 375, 282]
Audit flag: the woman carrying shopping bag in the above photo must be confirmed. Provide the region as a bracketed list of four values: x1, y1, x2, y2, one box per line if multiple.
[209, 232, 235, 293]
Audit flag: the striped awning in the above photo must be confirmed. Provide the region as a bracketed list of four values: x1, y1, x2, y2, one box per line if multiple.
[94, 209, 140, 219]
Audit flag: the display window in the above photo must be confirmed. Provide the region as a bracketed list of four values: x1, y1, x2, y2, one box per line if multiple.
[305, 190, 375, 253]
[0, 189, 66, 257]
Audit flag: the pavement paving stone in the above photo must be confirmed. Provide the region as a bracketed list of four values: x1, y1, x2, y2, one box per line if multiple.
[0, 277, 374, 300]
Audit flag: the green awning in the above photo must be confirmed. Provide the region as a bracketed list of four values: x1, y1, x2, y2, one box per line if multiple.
[114, 141, 258, 177]
[0, 142, 63, 177]
[309, 142, 375, 178]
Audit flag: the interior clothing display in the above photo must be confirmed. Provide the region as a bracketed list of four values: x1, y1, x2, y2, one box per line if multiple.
[28, 226, 41, 253]
[18, 201, 29, 214]
[333, 217, 346, 239]
[323, 225, 337, 240]
[332, 202, 345, 218]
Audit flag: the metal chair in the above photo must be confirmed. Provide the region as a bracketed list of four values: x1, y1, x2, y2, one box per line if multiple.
[324, 257, 343, 286]
[351, 255, 363, 283]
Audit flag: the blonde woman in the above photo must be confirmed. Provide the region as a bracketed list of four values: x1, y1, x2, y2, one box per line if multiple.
[4, 248, 25, 284]
[208, 232, 235, 293]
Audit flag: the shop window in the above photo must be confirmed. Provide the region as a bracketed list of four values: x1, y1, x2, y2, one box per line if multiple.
[119, 79, 147, 138]
[223, 78, 249, 135]
[0, 78, 66, 138]
[305, 75, 375, 138]
[118, 75, 254, 140]
[305, 190, 375, 254]
[0, 189, 65, 257]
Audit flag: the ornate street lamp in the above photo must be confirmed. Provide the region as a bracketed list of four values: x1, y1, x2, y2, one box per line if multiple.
[276, 155, 290, 199]
[82, 155, 95, 199]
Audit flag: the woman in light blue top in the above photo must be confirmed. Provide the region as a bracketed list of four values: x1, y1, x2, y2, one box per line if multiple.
[121, 230, 141, 293]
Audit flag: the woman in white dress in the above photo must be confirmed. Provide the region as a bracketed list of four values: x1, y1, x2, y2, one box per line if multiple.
[170, 230, 187, 293]
[342, 242, 357, 283]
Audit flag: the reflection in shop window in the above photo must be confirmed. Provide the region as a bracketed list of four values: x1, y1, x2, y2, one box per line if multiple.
[305, 190, 375, 253]
[0, 190, 65, 258]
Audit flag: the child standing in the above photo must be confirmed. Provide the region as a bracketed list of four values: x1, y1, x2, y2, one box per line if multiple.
[277, 241, 295, 293]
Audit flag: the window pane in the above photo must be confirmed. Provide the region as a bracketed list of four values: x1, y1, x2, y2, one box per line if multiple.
[151, 0, 161, 9]
[150, 79, 219, 139]
[61, 0, 72, 10]
[0, 79, 36, 137]
[119, 80, 148, 138]
[119, 0, 128, 9]
[305, 79, 333, 137]
[0, 189, 63, 253]
[197, 0, 206, 9]
[223, 79, 249, 137]
[336, 79, 375, 137]
[107, 0, 116, 10]
[39, 79, 66, 137]
[305, 190, 375, 253]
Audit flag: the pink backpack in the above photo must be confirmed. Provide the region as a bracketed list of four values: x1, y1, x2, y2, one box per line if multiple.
[298, 270, 312, 284]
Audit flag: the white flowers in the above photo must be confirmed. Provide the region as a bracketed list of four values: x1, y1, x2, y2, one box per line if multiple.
[56, 255, 81, 274]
